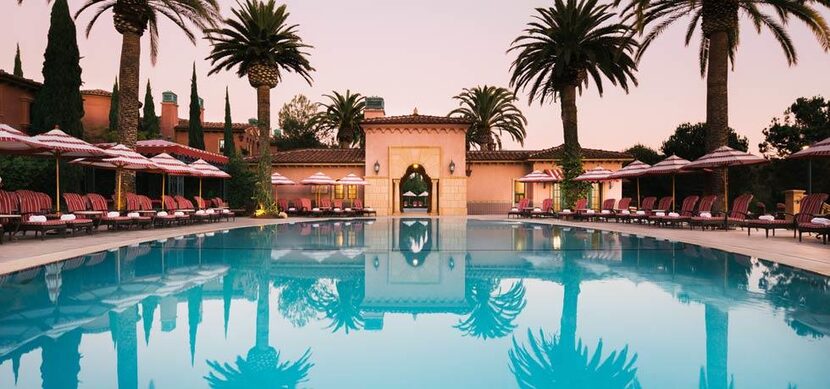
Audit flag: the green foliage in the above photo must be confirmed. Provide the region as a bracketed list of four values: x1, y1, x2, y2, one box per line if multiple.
[661, 123, 748, 161]
[272, 132, 328, 150]
[623, 144, 662, 165]
[311, 90, 365, 148]
[276, 94, 331, 150]
[560, 150, 590, 209]
[13, 43, 22, 77]
[223, 88, 236, 157]
[759, 96, 830, 157]
[30, 0, 84, 138]
[225, 155, 256, 211]
[401, 173, 429, 195]
[108, 78, 119, 135]
[188, 65, 206, 150]
[508, 0, 639, 104]
[449, 85, 527, 150]
[0, 156, 53, 193]
[142, 80, 160, 139]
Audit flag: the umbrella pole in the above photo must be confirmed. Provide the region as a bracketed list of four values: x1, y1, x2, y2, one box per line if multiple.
[723, 168, 729, 213]
[636, 177, 641, 208]
[199, 178, 203, 199]
[55, 155, 61, 213]
[672, 174, 676, 211]
[161, 174, 166, 211]
[116, 168, 122, 211]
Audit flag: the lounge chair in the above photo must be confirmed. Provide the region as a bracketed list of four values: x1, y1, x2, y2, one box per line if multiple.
[742, 193, 827, 240]
[605, 198, 632, 222]
[14, 191, 67, 239]
[141, 195, 175, 227]
[332, 199, 347, 217]
[85, 193, 133, 230]
[124, 193, 154, 228]
[691, 194, 753, 230]
[211, 198, 236, 221]
[650, 195, 699, 226]
[623, 196, 656, 223]
[57, 193, 96, 234]
[162, 196, 192, 225]
[582, 198, 616, 222]
[508, 198, 529, 218]
[194, 196, 221, 222]
[667, 195, 716, 228]
[529, 199, 553, 218]
[0, 190, 22, 240]
[797, 201, 830, 243]
[557, 198, 586, 220]
[353, 199, 375, 216]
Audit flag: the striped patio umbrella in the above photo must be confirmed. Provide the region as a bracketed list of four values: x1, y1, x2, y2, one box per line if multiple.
[403, 191, 417, 197]
[608, 160, 651, 207]
[336, 173, 368, 186]
[0, 124, 47, 152]
[188, 159, 231, 199]
[519, 170, 561, 183]
[71, 144, 159, 210]
[418, 191, 429, 197]
[573, 166, 614, 182]
[644, 155, 691, 211]
[788, 137, 830, 194]
[270, 172, 296, 185]
[149, 153, 198, 210]
[301, 172, 336, 203]
[684, 146, 767, 211]
[31, 128, 110, 212]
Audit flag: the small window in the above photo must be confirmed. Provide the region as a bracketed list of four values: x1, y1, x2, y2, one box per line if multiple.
[513, 181, 526, 203]
[348, 185, 357, 199]
[334, 184, 345, 199]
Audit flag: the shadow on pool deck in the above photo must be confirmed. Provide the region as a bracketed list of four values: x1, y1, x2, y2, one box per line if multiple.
[1, 215, 828, 276]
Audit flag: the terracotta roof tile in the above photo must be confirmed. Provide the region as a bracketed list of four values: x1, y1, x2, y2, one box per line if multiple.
[362, 114, 471, 125]
[466, 150, 535, 162]
[247, 148, 365, 164]
[81, 89, 112, 97]
[175, 119, 252, 132]
[0, 69, 41, 90]
[529, 144, 632, 160]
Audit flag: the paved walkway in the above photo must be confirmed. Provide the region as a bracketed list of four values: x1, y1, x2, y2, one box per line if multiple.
[1, 216, 828, 276]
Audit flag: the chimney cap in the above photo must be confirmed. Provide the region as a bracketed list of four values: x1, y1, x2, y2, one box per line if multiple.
[366, 96, 384, 110]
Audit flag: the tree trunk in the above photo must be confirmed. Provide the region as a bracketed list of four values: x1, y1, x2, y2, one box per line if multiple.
[118, 31, 142, 196]
[256, 85, 274, 209]
[705, 31, 729, 196]
[255, 274, 270, 350]
[560, 277, 580, 352]
[704, 304, 729, 389]
[560, 85, 581, 155]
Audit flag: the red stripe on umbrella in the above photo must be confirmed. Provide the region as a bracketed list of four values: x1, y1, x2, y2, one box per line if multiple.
[271, 172, 296, 185]
[574, 166, 614, 182]
[0, 124, 47, 152]
[789, 137, 830, 159]
[684, 146, 767, 211]
[336, 173, 369, 185]
[301, 172, 336, 185]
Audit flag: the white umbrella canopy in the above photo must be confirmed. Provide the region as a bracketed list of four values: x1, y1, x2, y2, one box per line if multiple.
[336, 173, 368, 185]
[684, 146, 768, 210]
[188, 159, 231, 199]
[608, 160, 652, 207]
[574, 166, 614, 182]
[149, 153, 198, 210]
[0, 124, 47, 152]
[645, 155, 692, 211]
[30, 128, 110, 212]
[402, 191, 417, 197]
[270, 172, 296, 185]
[418, 191, 429, 197]
[71, 144, 160, 210]
[301, 172, 336, 185]
[789, 137, 830, 159]
[519, 170, 556, 183]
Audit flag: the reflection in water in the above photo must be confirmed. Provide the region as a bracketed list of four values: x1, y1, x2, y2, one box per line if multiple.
[0, 219, 828, 388]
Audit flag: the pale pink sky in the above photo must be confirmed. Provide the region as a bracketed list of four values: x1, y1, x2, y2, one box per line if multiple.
[3, 0, 829, 152]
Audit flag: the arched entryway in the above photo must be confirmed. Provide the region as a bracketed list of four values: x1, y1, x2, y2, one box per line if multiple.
[399, 164, 432, 214]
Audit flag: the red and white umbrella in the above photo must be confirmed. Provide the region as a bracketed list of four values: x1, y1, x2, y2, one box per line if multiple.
[149, 153, 197, 210]
[644, 155, 692, 211]
[789, 137, 830, 159]
[270, 172, 296, 185]
[573, 166, 614, 182]
[71, 144, 159, 210]
[337, 173, 369, 186]
[684, 146, 767, 210]
[0, 124, 47, 152]
[188, 159, 231, 199]
[302, 172, 336, 203]
[518, 170, 561, 183]
[31, 128, 110, 212]
[608, 160, 651, 207]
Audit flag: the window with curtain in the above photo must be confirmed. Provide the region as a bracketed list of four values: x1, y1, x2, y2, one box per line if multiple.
[513, 181, 526, 204]
[334, 184, 345, 199]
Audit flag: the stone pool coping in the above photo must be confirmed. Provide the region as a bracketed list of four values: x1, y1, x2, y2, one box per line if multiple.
[1, 215, 829, 276]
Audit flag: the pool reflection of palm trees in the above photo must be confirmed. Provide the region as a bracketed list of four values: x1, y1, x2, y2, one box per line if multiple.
[309, 278, 365, 333]
[456, 279, 526, 339]
[509, 257, 641, 388]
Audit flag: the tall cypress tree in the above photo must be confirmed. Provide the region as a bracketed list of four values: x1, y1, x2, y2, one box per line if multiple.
[223, 87, 236, 157]
[30, 0, 84, 137]
[142, 80, 160, 139]
[13, 43, 22, 77]
[188, 64, 205, 150]
[108, 78, 119, 136]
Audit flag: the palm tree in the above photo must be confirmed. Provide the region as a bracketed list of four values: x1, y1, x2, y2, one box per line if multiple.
[312, 90, 366, 148]
[455, 279, 527, 339]
[206, 0, 314, 212]
[449, 85, 528, 151]
[309, 278, 365, 334]
[620, 0, 830, 195]
[75, 0, 220, 148]
[509, 0, 638, 205]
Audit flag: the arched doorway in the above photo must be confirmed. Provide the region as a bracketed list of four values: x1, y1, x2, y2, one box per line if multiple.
[400, 164, 432, 214]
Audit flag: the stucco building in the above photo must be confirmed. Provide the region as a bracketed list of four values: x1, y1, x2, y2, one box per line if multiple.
[264, 98, 631, 216]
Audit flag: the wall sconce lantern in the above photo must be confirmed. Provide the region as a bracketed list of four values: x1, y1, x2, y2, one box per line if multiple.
[373, 256, 380, 269]
[449, 160, 456, 175]
[373, 160, 380, 175]
[465, 165, 472, 177]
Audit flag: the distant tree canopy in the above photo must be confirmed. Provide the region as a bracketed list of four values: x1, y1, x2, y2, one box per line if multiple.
[188, 65, 205, 150]
[275, 94, 332, 150]
[13, 43, 22, 77]
[623, 144, 662, 166]
[141, 80, 160, 139]
[760, 96, 830, 157]
[661, 122, 748, 161]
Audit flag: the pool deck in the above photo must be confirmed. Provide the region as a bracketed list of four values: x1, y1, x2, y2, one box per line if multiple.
[1, 215, 828, 276]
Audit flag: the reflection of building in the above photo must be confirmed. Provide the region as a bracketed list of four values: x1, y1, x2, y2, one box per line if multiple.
[262, 97, 631, 216]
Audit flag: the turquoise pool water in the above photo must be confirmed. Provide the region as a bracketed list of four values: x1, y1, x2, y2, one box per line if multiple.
[0, 218, 828, 388]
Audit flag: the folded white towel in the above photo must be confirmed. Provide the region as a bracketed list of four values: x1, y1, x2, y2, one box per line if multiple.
[174, 211, 184, 216]
[29, 215, 47, 222]
[127, 212, 140, 219]
[668, 212, 680, 217]
[621, 210, 631, 215]
[222, 209, 231, 214]
[533, 207, 542, 212]
[107, 211, 120, 218]
[345, 208, 352, 212]
[206, 232, 215, 237]
[365, 208, 374, 211]
[586, 209, 595, 214]
[510, 207, 518, 212]
[157, 211, 169, 217]
[60, 214, 77, 221]
[810, 217, 830, 225]
[655, 212, 665, 217]
[195, 210, 206, 215]
[601, 210, 611, 214]
[312, 207, 321, 212]
[758, 214, 775, 221]
[561, 209, 572, 213]
[288, 207, 297, 211]
[699, 212, 712, 218]
[334, 208, 342, 212]
[205, 209, 215, 214]
[636, 210, 645, 215]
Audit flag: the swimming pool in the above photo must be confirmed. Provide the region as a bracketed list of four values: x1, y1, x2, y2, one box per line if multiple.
[0, 218, 828, 388]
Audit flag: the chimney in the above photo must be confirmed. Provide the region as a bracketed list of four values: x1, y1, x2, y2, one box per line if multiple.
[199, 97, 205, 123]
[364, 96, 385, 119]
[160, 91, 179, 140]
